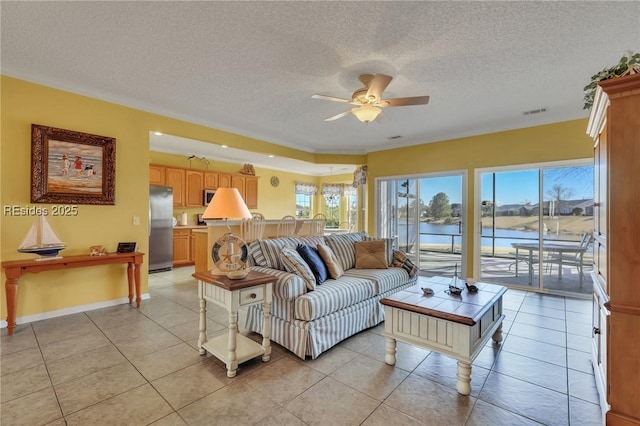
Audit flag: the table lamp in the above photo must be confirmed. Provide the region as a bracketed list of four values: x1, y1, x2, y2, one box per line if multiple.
[202, 187, 253, 279]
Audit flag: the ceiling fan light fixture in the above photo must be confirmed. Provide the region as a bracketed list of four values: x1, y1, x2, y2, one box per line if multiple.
[352, 105, 381, 123]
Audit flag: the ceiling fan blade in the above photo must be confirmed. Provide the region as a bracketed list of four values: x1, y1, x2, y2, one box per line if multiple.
[379, 96, 430, 107]
[325, 110, 351, 122]
[365, 74, 393, 101]
[312, 94, 351, 103]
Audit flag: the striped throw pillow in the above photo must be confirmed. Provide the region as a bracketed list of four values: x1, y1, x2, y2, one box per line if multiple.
[257, 237, 299, 271]
[281, 247, 316, 291]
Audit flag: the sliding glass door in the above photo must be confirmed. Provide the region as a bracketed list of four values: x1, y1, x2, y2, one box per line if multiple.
[376, 172, 465, 278]
[477, 162, 593, 296]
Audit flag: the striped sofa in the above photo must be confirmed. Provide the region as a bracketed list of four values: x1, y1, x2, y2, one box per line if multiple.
[244, 232, 416, 359]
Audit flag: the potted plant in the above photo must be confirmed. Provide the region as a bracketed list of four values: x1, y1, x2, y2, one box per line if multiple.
[583, 50, 639, 110]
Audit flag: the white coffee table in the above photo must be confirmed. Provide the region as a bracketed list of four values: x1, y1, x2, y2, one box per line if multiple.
[381, 277, 506, 395]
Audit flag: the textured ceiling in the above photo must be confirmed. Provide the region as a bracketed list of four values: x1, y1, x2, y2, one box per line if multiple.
[2, 1, 639, 173]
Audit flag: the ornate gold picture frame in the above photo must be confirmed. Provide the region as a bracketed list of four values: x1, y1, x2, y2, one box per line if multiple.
[31, 124, 116, 205]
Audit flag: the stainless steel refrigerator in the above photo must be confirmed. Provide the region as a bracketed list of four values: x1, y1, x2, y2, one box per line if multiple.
[149, 185, 173, 273]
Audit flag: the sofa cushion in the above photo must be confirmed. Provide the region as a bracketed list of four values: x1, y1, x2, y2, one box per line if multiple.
[363, 236, 395, 266]
[294, 276, 377, 321]
[324, 232, 365, 271]
[297, 244, 329, 285]
[354, 240, 388, 269]
[281, 247, 316, 290]
[343, 267, 412, 294]
[255, 237, 299, 271]
[299, 235, 325, 248]
[317, 243, 344, 279]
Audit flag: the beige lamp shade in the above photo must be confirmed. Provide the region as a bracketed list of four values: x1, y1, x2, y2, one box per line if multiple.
[202, 187, 252, 220]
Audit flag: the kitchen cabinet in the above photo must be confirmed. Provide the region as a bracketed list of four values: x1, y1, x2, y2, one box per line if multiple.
[173, 227, 205, 267]
[165, 168, 186, 207]
[185, 170, 204, 207]
[204, 172, 219, 189]
[244, 176, 259, 209]
[172, 228, 191, 267]
[149, 165, 165, 185]
[218, 173, 232, 188]
[149, 164, 258, 209]
[231, 175, 259, 209]
[587, 73, 640, 423]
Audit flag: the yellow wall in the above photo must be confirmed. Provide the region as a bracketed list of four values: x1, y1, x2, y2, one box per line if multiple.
[0, 76, 357, 321]
[366, 119, 594, 275]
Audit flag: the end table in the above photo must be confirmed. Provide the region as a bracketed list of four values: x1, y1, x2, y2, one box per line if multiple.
[193, 270, 276, 377]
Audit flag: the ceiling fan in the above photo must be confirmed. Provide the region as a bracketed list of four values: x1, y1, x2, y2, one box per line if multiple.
[312, 73, 430, 123]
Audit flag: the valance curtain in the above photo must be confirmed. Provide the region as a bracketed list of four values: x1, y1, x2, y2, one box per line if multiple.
[321, 183, 343, 197]
[321, 183, 356, 197]
[295, 181, 318, 195]
[343, 186, 357, 196]
[352, 165, 367, 187]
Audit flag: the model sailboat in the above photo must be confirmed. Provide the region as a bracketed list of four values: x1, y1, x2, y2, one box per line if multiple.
[17, 215, 66, 260]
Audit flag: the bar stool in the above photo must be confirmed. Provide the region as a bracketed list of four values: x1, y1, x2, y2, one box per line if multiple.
[277, 215, 296, 237]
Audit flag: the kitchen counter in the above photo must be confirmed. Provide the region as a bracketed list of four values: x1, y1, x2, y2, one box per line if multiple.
[202, 219, 312, 226]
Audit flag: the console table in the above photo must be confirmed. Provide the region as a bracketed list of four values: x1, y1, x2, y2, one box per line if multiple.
[2, 252, 144, 336]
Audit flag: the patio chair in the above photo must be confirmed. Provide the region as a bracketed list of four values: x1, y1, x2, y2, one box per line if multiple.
[546, 233, 593, 283]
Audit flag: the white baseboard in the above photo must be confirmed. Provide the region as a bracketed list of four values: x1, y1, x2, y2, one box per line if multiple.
[0, 293, 151, 329]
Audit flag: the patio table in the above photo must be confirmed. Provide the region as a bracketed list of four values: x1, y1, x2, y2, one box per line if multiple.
[511, 242, 588, 284]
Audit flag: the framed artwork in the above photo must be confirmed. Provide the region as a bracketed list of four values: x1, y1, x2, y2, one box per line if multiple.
[31, 124, 116, 205]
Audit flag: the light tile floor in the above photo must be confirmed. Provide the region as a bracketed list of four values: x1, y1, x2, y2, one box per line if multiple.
[1, 266, 604, 425]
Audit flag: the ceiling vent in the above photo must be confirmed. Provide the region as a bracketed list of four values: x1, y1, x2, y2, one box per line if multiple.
[386, 135, 402, 140]
[523, 107, 548, 116]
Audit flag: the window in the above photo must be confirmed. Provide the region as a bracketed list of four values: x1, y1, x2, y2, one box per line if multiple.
[477, 161, 593, 295]
[345, 186, 358, 230]
[322, 183, 343, 228]
[324, 194, 340, 228]
[296, 193, 312, 218]
[295, 181, 317, 219]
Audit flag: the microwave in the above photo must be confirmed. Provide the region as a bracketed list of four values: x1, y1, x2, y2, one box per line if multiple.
[203, 189, 216, 206]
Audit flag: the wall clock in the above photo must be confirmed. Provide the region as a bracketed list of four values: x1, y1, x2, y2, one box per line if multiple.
[211, 232, 249, 274]
[270, 176, 280, 187]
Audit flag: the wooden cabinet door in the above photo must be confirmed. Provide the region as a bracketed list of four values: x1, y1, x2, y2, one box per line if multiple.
[593, 133, 608, 291]
[185, 170, 204, 207]
[595, 132, 607, 240]
[244, 177, 259, 209]
[204, 172, 219, 189]
[149, 165, 165, 185]
[173, 229, 190, 266]
[165, 168, 185, 207]
[231, 175, 246, 200]
[218, 173, 232, 188]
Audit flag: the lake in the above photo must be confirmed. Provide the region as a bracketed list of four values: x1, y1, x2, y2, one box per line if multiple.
[397, 222, 577, 249]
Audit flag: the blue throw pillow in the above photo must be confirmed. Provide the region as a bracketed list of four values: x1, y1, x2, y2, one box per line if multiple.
[296, 244, 329, 284]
